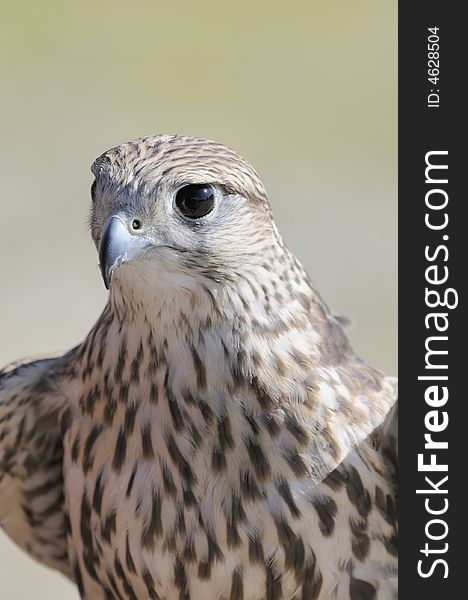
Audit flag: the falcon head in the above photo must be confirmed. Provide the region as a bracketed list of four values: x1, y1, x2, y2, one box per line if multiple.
[90, 134, 278, 291]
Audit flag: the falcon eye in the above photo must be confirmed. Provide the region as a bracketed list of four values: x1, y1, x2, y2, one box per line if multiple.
[175, 184, 215, 219]
[131, 219, 142, 231]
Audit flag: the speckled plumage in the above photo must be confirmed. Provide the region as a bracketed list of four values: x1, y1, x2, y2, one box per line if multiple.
[1, 134, 397, 599]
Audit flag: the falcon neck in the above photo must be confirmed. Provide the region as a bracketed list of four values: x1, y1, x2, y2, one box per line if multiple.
[89, 255, 351, 408]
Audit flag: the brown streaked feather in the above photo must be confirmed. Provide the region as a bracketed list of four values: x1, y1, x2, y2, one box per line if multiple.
[0, 356, 73, 579]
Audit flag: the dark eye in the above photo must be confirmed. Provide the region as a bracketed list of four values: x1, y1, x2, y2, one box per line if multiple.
[175, 184, 215, 219]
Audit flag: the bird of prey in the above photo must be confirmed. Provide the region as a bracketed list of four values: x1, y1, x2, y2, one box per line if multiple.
[0, 135, 397, 600]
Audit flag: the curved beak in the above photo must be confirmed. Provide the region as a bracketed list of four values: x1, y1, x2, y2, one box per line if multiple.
[98, 216, 150, 289]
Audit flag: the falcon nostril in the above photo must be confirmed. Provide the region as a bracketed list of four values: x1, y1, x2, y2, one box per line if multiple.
[131, 219, 142, 231]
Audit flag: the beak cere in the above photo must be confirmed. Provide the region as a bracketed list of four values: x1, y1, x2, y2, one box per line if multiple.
[99, 216, 148, 289]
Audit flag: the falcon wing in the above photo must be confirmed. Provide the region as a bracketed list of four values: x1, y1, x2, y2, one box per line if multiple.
[0, 355, 72, 579]
[373, 397, 398, 484]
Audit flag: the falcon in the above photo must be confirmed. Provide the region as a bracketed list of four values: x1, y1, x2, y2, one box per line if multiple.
[0, 135, 397, 599]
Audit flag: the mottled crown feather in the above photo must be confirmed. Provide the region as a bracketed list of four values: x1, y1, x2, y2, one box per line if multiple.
[91, 134, 269, 204]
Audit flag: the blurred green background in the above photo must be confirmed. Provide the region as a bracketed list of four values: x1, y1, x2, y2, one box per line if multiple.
[0, 1, 396, 597]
